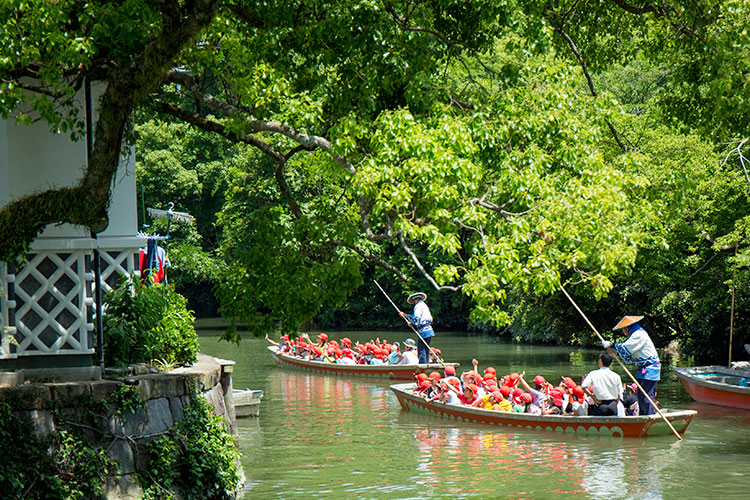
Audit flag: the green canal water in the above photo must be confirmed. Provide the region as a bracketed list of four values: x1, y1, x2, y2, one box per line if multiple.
[197, 329, 750, 499]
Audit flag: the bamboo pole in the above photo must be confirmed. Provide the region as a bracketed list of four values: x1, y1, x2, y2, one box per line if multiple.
[558, 285, 683, 441]
[373, 280, 445, 366]
[729, 244, 737, 368]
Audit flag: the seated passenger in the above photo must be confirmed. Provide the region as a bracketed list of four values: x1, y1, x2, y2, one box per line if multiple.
[440, 382, 461, 405]
[623, 383, 639, 416]
[397, 339, 419, 365]
[386, 342, 401, 364]
[581, 351, 623, 416]
[489, 390, 513, 412]
[337, 348, 357, 364]
[458, 384, 479, 405]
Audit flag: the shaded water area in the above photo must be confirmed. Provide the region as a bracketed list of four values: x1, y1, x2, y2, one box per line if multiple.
[197, 329, 750, 499]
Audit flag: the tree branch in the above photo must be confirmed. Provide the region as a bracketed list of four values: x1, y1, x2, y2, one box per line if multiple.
[322, 240, 407, 280]
[164, 70, 356, 175]
[154, 101, 304, 218]
[399, 233, 462, 292]
[549, 22, 629, 152]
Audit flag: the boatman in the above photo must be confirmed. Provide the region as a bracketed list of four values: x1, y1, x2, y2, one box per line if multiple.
[603, 315, 661, 415]
[399, 292, 434, 364]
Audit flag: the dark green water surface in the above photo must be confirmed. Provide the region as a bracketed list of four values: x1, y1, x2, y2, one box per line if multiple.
[197, 329, 750, 499]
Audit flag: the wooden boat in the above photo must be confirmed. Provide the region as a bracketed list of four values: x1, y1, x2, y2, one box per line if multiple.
[232, 388, 264, 417]
[674, 365, 750, 409]
[390, 383, 697, 438]
[268, 346, 458, 381]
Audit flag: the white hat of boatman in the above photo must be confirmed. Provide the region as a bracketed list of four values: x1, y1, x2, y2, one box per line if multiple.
[613, 315, 644, 331]
[407, 292, 427, 304]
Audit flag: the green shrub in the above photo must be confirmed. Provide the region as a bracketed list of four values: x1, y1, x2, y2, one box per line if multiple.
[139, 397, 241, 500]
[103, 274, 199, 367]
[0, 402, 115, 499]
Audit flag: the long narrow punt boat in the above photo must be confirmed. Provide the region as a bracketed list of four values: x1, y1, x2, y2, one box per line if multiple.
[390, 383, 697, 438]
[674, 365, 750, 409]
[268, 346, 458, 380]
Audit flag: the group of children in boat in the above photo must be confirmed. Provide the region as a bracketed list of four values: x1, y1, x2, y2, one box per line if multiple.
[266, 333, 443, 365]
[411, 356, 645, 417]
[266, 331, 654, 417]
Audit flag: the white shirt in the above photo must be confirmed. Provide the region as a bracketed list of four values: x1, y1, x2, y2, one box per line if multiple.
[582, 367, 623, 401]
[444, 392, 460, 405]
[398, 350, 419, 365]
[413, 300, 433, 323]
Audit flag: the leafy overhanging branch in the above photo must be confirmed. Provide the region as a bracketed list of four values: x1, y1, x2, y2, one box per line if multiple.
[154, 73, 473, 291]
[0, 0, 218, 263]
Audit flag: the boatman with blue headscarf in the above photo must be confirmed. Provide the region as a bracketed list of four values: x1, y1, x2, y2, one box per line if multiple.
[602, 315, 660, 415]
[399, 292, 434, 364]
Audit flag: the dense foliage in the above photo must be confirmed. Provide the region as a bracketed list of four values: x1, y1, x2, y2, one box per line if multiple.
[139, 397, 241, 500]
[0, 401, 115, 499]
[2, 1, 750, 361]
[102, 275, 199, 367]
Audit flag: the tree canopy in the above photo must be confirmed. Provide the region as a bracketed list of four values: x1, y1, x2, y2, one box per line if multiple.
[2, 1, 749, 359]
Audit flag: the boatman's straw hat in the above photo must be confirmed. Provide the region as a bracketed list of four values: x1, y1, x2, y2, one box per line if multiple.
[612, 315, 644, 331]
[408, 292, 427, 304]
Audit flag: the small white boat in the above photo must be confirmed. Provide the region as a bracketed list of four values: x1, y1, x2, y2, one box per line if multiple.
[233, 388, 264, 417]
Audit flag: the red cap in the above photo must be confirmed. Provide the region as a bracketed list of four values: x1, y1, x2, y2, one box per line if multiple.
[420, 380, 432, 389]
[466, 384, 478, 394]
[312, 346, 322, 356]
[500, 385, 512, 397]
[509, 372, 520, 384]
[429, 371, 442, 380]
[445, 365, 456, 375]
[483, 373, 496, 381]
[549, 388, 564, 398]
[521, 393, 533, 404]
[467, 372, 482, 383]
[317, 333, 328, 341]
[533, 375, 546, 387]
[491, 390, 504, 401]
[513, 388, 524, 397]
[417, 373, 429, 382]
[341, 337, 352, 346]
[553, 398, 563, 407]
[484, 367, 497, 375]
[574, 386, 585, 398]
[448, 378, 460, 388]
[561, 377, 576, 389]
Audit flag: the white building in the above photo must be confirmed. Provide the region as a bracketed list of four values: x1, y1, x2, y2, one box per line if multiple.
[0, 86, 141, 379]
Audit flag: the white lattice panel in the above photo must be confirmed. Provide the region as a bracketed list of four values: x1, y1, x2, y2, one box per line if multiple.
[12, 251, 93, 355]
[0, 246, 139, 359]
[99, 248, 139, 293]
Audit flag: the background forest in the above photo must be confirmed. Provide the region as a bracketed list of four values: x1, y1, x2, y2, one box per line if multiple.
[2, 1, 749, 363]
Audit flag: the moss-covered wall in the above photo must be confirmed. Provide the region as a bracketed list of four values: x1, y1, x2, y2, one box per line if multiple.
[0, 353, 243, 499]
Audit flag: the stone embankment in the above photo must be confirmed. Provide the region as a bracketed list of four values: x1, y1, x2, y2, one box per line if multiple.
[0, 353, 240, 499]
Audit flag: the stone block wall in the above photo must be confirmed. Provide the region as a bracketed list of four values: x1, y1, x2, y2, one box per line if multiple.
[0, 353, 239, 499]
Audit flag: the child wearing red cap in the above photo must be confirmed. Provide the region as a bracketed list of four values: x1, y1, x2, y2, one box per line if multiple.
[458, 384, 479, 405]
[488, 390, 513, 412]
